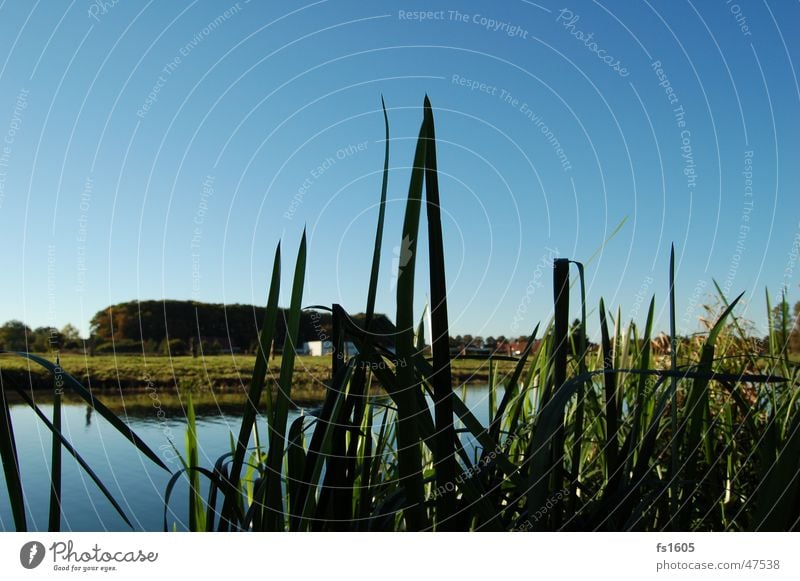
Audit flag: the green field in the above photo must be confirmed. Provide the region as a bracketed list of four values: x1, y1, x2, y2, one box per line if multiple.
[0, 352, 513, 405]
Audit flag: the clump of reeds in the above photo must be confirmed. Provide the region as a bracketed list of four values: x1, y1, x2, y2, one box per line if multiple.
[161, 97, 797, 532]
[3, 97, 798, 532]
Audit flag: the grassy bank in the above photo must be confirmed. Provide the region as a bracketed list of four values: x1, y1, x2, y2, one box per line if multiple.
[0, 352, 515, 400]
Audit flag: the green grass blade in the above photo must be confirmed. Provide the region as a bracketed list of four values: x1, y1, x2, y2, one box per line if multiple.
[526, 371, 590, 527]
[552, 258, 570, 399]
[299, 361, 354, 529]
[356, 400, 375, 528]
[753, 411, 800, 530]
[567, 261, 588, 514]
[49, 366, 62, 532]
[393, 103, 430, 530]
[365, 96, 391, 322]
[228, 243, 281, 495]
[679, 291, 744, 527]
[627, 296, 655, 475]
[185, 394, 205, 532]
[0, 370, 26, 531]
[286, 414, 306, 531]
[489, 324, 540, 441]
[163, 466, 224, 532]
[422, 96, 457, 529]
[10, 384, 133, 529]
[599, 298, 620, 479]
[264, 231, 307, 530]
[668, 244, 679, 527]
[335, 97, 393, 528]
[3, 351, 169, 472]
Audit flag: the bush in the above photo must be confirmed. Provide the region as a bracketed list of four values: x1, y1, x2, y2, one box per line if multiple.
[94, 339, 143, 354]
[159, 338, 188, 356]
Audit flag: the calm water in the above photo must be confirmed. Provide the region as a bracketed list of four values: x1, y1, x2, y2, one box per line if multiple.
[0, 386, 500, 531]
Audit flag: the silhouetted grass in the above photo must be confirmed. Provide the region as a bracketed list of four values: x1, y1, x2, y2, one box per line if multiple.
[2, 98, 797, 532]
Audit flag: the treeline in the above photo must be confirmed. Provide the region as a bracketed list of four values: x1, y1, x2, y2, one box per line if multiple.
[2, 298, 798, 356]
[0, 321, 82, 353]
[0, 300, 396, 356]
[86, 300, 395, 355]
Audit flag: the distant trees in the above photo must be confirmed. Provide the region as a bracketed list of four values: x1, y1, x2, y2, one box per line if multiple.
[771, 299, 800, 353]
[158, 338, 188, 356]
[88, 300, 396, 355]
[4, 297, 798, 357]
[1, 300, 398, 356]
[30, 327, 60, 352]
[60, 324, 82, 349]
[0, 321, 84, 352]
[0, 320, 32, 350]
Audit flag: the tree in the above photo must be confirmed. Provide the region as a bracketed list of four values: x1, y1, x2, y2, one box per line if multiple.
[793, 301, 800, 353]
[30, 326, 61, 352]
[60, 324, 82, 349]
[0, 320, 32, 351]
[771, 299, 800, 353]
[159, 338, 187, 356]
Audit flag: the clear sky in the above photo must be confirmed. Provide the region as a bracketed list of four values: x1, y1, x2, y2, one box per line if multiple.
[0, 0, 798, 341]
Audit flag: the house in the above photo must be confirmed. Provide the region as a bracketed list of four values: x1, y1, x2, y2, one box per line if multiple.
[304, 340, 357, 357]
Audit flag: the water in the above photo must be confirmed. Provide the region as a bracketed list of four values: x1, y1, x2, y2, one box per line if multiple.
[0, 385, 500, 531]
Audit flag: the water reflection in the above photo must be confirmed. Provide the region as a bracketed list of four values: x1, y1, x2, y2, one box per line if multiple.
[0, 385, 500, 531]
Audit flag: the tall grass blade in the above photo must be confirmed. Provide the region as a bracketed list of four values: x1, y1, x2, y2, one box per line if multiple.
[0, 369, 24, 531]
[366, 96, 391, 322]
[10, 384, 133, 529]
[489, 324, 540, 442]
[2, 351, 169, 472]
[678, 291, 744, 527]
[753, 411, 800, 530]
[48, 363, 62, 532]
[286, 414, 306, 531]
[336, 97, 394, 526]
[228, 243, 281, 499]
[185, 394, 205, 532]
[568, 261, 588, 514]
[264, 231, 307, 530]
[393, 103, 430, 530]
[300, 362, 355, 530]
[627, 296, 655, 475]
[0, 370, 26, 531]
[599, 298, 620, 480]
[422, 96, 457, 528]
[668, 244, 679, 527]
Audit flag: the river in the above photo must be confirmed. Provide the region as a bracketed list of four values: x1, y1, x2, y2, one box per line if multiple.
[0, 385, 501, 531]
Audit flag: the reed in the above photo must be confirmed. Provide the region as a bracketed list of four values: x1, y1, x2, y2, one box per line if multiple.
[2, 98, 797, 532]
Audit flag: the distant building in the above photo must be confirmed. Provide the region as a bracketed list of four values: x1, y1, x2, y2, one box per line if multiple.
[304, 340, 357, 357]
[494, 340, 540, 356]
[305, 340, 332, 356]
[508, 341, 527, 356]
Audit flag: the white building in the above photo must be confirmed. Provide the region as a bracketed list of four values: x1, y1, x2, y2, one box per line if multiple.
[303, 340, 357, 357]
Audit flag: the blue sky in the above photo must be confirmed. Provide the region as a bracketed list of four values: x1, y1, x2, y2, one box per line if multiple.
[0, 0, 798, 340]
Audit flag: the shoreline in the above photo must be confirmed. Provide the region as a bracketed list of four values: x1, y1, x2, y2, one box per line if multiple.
[0, 353, 508, 412]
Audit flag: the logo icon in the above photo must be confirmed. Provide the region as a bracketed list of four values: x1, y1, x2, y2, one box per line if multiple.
[20, 541, 46, 569]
